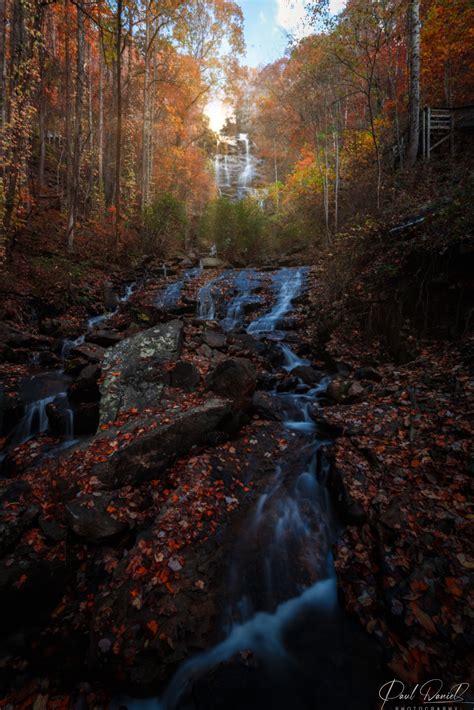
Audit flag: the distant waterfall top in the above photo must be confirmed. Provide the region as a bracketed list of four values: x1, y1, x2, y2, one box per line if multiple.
[214, 133, 259, 200]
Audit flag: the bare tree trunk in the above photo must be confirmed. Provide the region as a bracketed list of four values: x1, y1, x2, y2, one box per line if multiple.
[0, 0, 7, 130]
[38, 40, 47, 191]
[98, 34, 104, 191]
[66, 2, 84, 252]
[114, 0, 123, 251]
[273, 137, 279, 213]
[64, 0, 71, 209]
[333, 130, 339, 235]
[3, 0, 25, 234]
[407, 0, 421, 167]
[141, 0, 151, 212]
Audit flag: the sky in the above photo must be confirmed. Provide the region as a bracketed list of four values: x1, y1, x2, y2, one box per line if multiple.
[206, 0, 347, 131]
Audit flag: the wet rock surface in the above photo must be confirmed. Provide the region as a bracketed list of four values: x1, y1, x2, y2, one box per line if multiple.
[99, 320, 184, 423]
[93, 398, 233, 488]
[0, 258, 469, 708]
[65, 492, 129, 543]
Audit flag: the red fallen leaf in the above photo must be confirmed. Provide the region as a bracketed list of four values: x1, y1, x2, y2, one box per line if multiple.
[111, 371, 121, 377]
[17, 574, 28, 587]
[445, 577, 463, 598]
[411, 602, 436, 635]
[410, 578, 429, 593]
[134, 565, 148, 578]
[158, 567, 169, 584]
[147, 620, 158, 635]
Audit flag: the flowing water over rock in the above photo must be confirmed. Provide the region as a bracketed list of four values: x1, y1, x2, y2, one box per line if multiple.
[214, 134, 259, 200]
[2, 282, 137, 459]
[156, 268, 202, 309]
[116, 265, 378, 710]
[220, 270, 262, 332]
[9, 371, 73, 446]
[247, 268, 307, 336]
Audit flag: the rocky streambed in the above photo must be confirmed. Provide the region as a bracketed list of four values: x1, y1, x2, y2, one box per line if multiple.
[0, 263, 386, 708]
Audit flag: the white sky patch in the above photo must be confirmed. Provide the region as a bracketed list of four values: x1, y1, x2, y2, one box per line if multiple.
[275, 0, 311, 39]
[259, 10, 267, 23]
[330, 0, 346, 13]
[204, 99, 233, 133]
[275, 0, 347, 37]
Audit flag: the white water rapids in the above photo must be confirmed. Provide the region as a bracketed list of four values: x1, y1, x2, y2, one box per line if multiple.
[116, 267, 351, 710]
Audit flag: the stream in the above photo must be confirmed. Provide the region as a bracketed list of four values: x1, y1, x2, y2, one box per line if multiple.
[1, 266, 380, 706]
[0, 280, 138, 465]
[116, 267, 379, 709]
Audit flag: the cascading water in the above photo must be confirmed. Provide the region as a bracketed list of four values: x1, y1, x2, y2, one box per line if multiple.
[197, 283, 216, 320]
[220, 269, 262, 332]
[279, 342, 309, 372]
[156, 267, 202, 309]
[247, 267, 306, 336]
[115, 266, 381, 710]
[5, 280, 137, 457]
[238, 133, 254, 195]
[61, 334, 85, 360]
[8, 371, 73, 447]
[214, 134, 259, 201]
[12, 396, 56, 445]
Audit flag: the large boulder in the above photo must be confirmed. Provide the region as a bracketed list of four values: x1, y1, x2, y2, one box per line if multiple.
[0, 322, 50, 350]
[99, 320, 183, 424]
[206, 358, 256, 409]
[94, 398, 231, 488]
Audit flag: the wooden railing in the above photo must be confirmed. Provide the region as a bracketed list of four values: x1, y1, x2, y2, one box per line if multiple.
[422, 107, 454, 161]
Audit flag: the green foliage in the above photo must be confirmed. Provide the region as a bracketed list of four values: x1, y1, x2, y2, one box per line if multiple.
[199, 197, 267, 263]
[143, 193, 187, 256]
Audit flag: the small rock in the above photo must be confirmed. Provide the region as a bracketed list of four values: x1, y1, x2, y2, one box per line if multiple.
[86, 330, 122, 348]
[347, 382, 365, 401]
[202, 331, 227, 349]
[70, 342, 105, 364]
[292, 365, 322, 386]
[355, 367, 382, 382]
[65, 493, 128, 543]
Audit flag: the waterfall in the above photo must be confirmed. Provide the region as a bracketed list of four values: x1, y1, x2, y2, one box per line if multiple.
[220, 269, 261, 332]
[213, 133, 258, 200]
[157, 281, 184, 308]
[237, 133, 255, 197]
[224, 154, 230, 185]
[116, 270, 340, 710]
[119, 282, 136, 302]
[279, 343, 309, 372]
[247, 267, 306, 335]
[61, 334, 85, 360]
[12, 396, 55, 445]
[197, 283, 216, 320]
